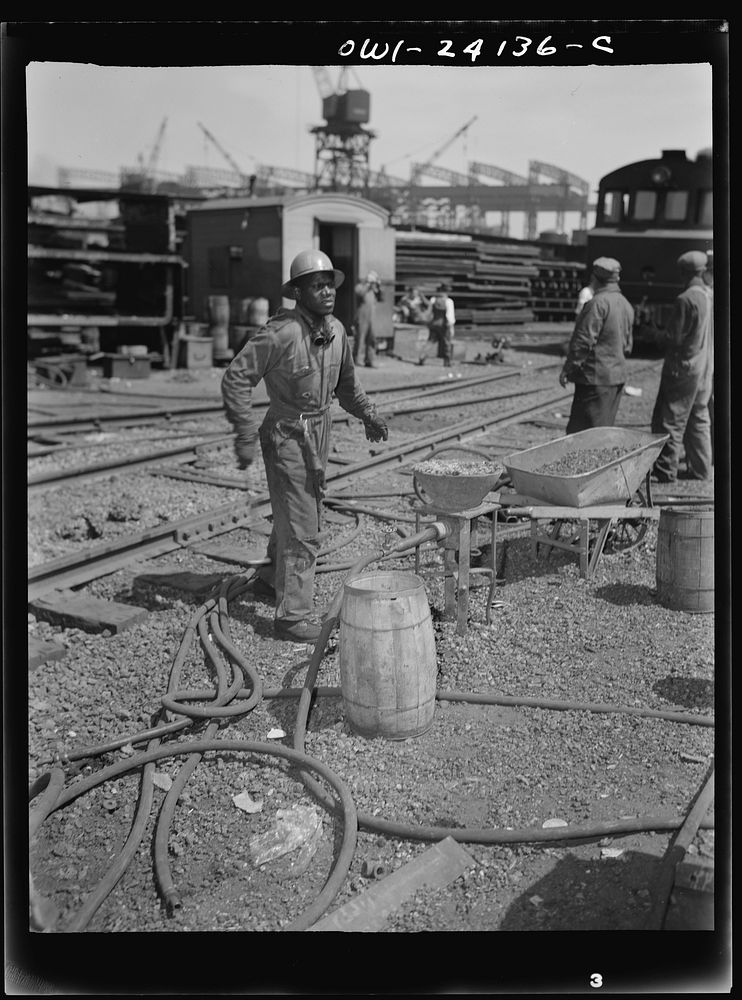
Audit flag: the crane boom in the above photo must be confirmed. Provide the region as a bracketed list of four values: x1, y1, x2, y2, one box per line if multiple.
[147, 117, 168, 174]
[197, 122, 247, 180]
[411, 116, 478, 183]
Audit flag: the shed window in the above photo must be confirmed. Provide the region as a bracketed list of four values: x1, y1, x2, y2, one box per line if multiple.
[664, 191, 689, 221]
[632, 191, 657, 220]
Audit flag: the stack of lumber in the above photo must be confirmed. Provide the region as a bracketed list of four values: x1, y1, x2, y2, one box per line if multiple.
[394, 233, 538, 329]
[531, 260, 587, 321]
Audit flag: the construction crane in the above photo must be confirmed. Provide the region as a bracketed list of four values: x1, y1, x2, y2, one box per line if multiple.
[410, 116, 478, 185]
[469, 161, 529, 186]
[145, 117, 168, 175]
[197, 122, 254, 190]
[528, 160, 590, 195]
[528, 160, 590, 233]
[468, 160, 529, 236]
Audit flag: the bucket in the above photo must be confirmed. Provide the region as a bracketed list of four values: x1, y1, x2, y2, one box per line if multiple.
[338, 571, 437, 740]
[247, 296, 270, 327]
[656, 507, 714, 613]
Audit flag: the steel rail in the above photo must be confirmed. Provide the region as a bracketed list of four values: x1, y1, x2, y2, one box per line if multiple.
[26, 364, 549, 436]
[27, 367, 560, 489]
[27, 386, 573, 599]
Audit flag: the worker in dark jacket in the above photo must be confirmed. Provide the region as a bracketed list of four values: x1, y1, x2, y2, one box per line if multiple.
[559, 257, 634, 433]
[650, 250, 713, 483]
[221, 250, 389, 643]
[353, 270, 383, 368]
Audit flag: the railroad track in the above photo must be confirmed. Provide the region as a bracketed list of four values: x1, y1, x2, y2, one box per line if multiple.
[27, 358, 666, 598]
[27, 363, 552, 436]
[27, 383, 574, 599]
[27, 364, 561, 489]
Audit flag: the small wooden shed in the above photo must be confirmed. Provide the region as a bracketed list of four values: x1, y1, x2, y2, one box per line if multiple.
[184, 191, 395, 343]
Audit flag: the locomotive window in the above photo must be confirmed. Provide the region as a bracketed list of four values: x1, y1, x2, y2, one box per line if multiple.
[697, 190, 713, 226]
[664, 191, 689, 221]
[633, 190, 657, 220]
[602, 190, 626, 222]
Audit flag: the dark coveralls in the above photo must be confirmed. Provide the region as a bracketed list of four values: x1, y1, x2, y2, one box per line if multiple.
[562, 282, 634, 433]
[221, 303, 377, 623]
[651, 276, 713, 480]
[353, 280, 381, 367]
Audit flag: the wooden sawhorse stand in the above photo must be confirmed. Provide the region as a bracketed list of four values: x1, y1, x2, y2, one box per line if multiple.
[413, 500, 500, 635]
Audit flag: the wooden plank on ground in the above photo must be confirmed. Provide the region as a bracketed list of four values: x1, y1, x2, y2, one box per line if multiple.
[133, 566, 228, 594]
[28, 594, 148, 634]
[28, 637, 68, 672]
[308, 836, 475, 932]
[190, 541, 270, 566]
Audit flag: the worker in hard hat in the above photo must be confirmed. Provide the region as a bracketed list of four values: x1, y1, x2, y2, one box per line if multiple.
[650, 250, 714, 483]
[353, 270, 383, 368]
[221, 249, 389, 643]
[559, 257, 634, 433]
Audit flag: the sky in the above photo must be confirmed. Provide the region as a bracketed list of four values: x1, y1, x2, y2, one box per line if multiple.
[24, 27, 718, 240]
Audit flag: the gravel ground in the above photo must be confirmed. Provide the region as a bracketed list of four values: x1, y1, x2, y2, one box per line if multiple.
[18, 338, 725, 993]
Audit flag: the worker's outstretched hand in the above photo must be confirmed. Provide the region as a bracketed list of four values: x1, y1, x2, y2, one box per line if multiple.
[234, 434, 256, 470]
[558, 368, 570, 388]
[364, 413, 389, 443]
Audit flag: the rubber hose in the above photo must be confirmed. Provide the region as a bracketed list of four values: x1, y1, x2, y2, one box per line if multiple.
[29, 740, 358, 934]
[291, 526, 716, 849]
[155, 586, 253, 912]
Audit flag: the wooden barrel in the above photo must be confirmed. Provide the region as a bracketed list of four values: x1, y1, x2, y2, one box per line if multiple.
[206, 295, 230, 326]
[338, 571, 437, 740]
[247, 296, 269, 327]
[656, 506, 714, 613]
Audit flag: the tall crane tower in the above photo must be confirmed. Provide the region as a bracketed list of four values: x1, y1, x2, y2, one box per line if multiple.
[310, 67, 375, 192]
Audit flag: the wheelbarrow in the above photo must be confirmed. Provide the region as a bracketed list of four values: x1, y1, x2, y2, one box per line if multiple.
[498, 427, 670, 578]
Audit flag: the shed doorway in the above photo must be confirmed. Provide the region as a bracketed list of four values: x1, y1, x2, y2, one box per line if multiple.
[318, 222, 357, 334]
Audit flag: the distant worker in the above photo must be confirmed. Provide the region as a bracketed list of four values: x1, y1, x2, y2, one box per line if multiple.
[559, 257, 634, 433]
[397, 285, 430, 325]
[575, 272, 597, 316]
[221, 249, 389, 644]
[419, 282, 456, 367]
[650, 250, 713, 483]
[353, 270, 383, 369]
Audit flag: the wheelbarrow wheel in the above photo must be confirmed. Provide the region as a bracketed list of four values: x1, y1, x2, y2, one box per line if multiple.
[602, 486, 650, 554]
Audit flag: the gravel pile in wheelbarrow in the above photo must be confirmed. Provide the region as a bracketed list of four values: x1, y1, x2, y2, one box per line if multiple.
[414, 457, 504, 476]
[535, 446, 632, 478]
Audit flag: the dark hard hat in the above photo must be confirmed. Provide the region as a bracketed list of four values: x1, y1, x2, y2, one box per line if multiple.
[677, 250, 708, 273]
[592, 257, 621, 281]
[282, 249, 345, 296]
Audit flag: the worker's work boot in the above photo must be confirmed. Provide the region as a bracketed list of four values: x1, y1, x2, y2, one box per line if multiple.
[274, 618, 323, 643]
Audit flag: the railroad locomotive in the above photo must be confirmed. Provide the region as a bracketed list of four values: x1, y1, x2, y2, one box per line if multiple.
[586, 148, 713, 353]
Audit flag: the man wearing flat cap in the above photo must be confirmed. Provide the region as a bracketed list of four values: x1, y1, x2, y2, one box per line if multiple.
[650, 250, 714, 482]
[559, 257, 634, 433]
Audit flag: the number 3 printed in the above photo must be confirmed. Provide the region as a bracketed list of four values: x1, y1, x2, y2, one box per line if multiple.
[590, 973, 603, 988]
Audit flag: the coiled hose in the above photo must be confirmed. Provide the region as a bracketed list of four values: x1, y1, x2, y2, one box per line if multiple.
[29, 516, 714, 933]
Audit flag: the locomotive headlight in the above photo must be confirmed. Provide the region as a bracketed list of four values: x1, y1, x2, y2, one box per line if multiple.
[651, 166, 671, 186]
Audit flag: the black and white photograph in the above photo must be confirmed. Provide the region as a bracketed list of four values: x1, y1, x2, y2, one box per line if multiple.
[4, 18, 730, 995]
